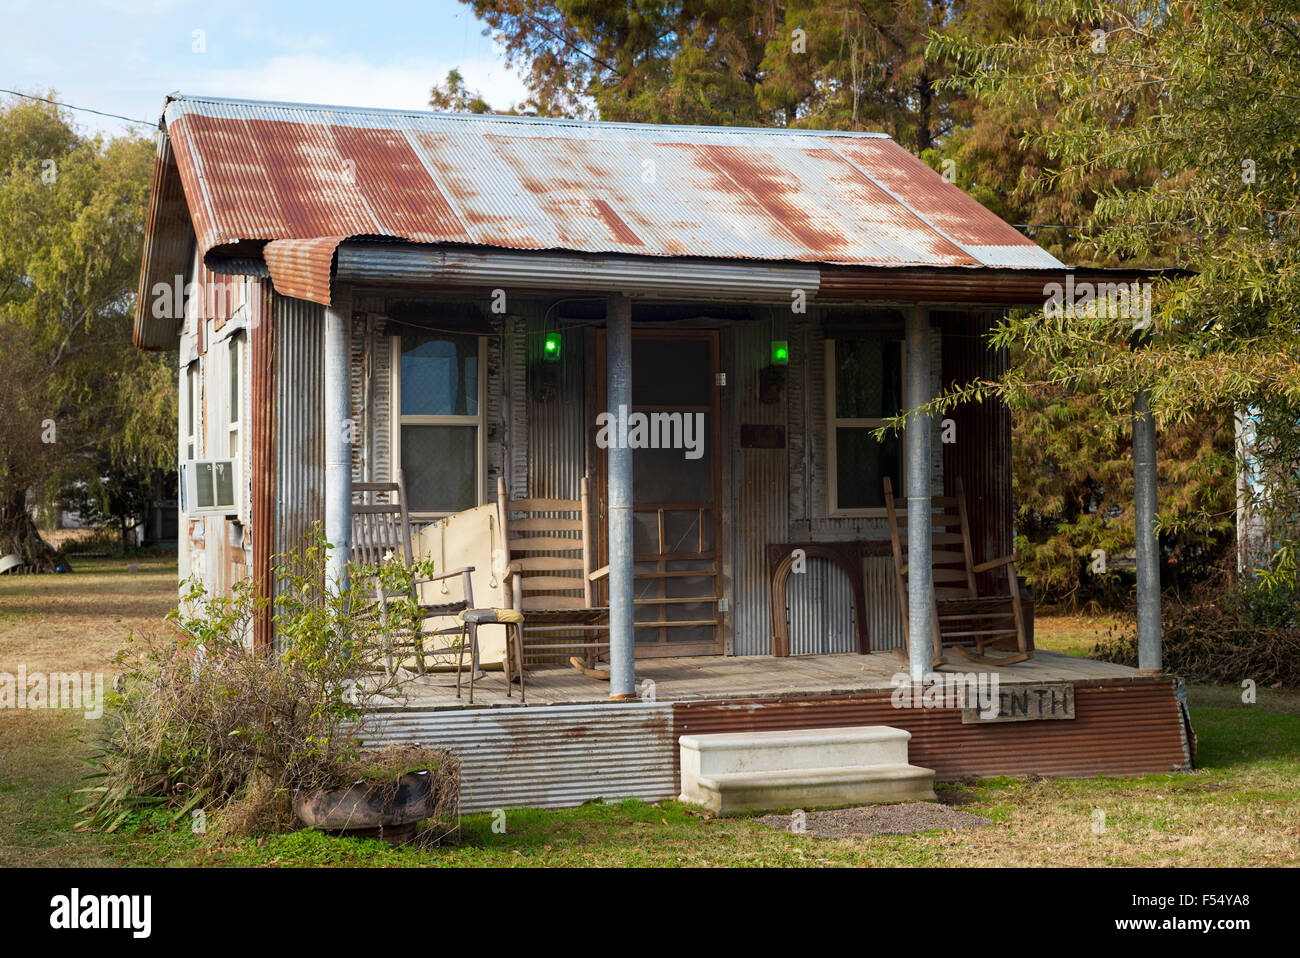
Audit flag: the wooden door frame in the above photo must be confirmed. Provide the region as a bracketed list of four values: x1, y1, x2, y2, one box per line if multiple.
[593, 328, 724, 657]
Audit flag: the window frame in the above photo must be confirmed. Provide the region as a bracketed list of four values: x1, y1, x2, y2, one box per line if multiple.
[390, 332, 487, 520]
[824, 337, 909, 518]
[227, 332, 242, 459]
[184, 361, 200, 461]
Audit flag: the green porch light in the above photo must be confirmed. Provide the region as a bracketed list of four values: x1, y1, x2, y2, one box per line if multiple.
[770, 340, 789, 366]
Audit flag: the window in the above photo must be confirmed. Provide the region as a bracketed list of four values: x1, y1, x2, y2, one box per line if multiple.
[227, 334, 241, 458]
[393, 332, 484, 516]
[826, 338, 904, 514]
[184, 362, 199, 460]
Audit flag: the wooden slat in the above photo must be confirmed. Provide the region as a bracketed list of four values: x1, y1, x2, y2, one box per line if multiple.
[509, 536, 584, 552]
[509, 517, 583, 532]
[521, 576, 587, 592]
[521, 595, 588, 610]
[508, 497, 580, 512]
[511, 555, 585, 571]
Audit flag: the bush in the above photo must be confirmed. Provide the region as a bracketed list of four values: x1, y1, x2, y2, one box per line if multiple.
[1092, 575, 1300, 688]
[78, 527, 460, 835]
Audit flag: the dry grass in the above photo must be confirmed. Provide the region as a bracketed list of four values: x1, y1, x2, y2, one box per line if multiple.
[1034, 611, 1125, 657]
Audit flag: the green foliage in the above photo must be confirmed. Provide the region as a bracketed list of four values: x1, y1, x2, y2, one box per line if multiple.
[932, 1, 1300, 583]
[0, 93, 170, 561]
[77, 527, 439, 833]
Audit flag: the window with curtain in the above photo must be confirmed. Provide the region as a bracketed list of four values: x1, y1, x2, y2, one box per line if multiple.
[394, 332, 482, 515]
[826, 338, 904, 513]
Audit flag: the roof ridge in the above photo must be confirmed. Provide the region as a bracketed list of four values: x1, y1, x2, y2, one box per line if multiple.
[162, 93, 895, 140]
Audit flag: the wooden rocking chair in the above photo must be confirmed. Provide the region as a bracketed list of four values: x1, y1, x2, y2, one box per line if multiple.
[351, 472, 477, 684]
[883, 476, 1031, 667]
[497, 476, 611, 679]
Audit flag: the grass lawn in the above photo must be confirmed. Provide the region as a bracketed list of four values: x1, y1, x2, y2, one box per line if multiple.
[2, 556, 1297, 867]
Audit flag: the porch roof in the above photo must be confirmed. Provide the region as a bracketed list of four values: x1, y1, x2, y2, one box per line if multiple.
[134, 93, 1065, 348]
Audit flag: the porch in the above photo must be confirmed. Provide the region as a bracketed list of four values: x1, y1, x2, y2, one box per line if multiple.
[389, 648, 1145, 711]
[364, 651, 1192, 813]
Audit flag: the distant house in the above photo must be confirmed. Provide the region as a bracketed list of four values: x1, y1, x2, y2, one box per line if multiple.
[133, 95, 1188, 808]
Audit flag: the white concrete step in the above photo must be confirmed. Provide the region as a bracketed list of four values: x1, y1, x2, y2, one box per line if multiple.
[680, 725, 912, 779]
[691, 764, 937, 814]
[678, 725, 935, 814]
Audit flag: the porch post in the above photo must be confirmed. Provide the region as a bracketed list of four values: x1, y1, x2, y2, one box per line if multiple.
[324, 288, 352, 595]
[1133, 390, 1162, 672]
[606, 293, 636, 699]
[905, 307, 935, 682]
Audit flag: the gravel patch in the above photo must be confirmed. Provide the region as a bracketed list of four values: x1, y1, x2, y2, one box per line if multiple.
[756, 802, 991, 839]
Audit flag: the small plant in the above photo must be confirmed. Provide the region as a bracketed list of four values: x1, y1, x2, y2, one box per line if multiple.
[77, 525, 458, 835]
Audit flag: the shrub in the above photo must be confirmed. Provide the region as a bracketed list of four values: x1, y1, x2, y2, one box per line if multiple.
[1091, 575, 1300, 688]
[78, 526, 459, 835]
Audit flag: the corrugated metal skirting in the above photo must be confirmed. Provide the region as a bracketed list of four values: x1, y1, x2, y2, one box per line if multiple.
[672, 680, 1190, 783]
[363, 702, 677, 812]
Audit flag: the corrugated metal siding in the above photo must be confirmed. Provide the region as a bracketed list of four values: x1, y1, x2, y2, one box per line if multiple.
[938, 310, 1013, 595]
[525, 317, 585, 501]
[864, 556, 904, 651]
[273, 295, 325, 565]
[250, 279, 275, 651]
[672, 680, 1191, 783]
[363, 702, 676, 811]
[485, 316, 506, 503]
[504, 315, 529, 500]
[786, 557, 858, 654]
[732, 318, 789, 655]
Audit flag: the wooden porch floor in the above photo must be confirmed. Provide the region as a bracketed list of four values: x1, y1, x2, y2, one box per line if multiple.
[383, 650, 1153, 712]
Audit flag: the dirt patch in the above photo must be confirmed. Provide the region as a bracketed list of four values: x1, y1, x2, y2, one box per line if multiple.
[756, 802, 992, 839]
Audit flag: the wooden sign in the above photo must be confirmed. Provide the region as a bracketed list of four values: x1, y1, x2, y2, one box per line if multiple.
[961, 683, 1075, 724]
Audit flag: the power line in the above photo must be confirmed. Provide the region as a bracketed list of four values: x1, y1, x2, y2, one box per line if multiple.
[0, 88, 154, 127]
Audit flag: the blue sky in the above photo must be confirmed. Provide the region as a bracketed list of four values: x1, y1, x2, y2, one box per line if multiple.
[2, 0, 526, 136]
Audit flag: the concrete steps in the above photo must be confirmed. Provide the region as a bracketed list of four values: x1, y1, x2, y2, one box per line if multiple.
[679, 726, 936, 814]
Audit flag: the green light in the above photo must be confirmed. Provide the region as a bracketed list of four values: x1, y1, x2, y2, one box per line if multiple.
[771, 340, 789, 366]
[543, 331, 562, 361]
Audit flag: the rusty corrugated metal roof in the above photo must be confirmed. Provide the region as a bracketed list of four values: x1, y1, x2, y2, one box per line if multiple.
[147, 99, 1060, 303]
[136, 94, 1064, 346]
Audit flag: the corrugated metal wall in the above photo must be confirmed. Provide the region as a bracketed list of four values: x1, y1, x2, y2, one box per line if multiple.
[363, 702, 677, 811]
[525, 314, 586, 501]
[864, 556, 904, 651]
[785, 557, 858, 653]
[937, 309, 1013, 593]
[273, 295, 325, 561]
[731, 316, 791, 655]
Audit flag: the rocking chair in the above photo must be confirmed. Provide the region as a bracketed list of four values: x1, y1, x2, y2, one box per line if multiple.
[883, 476, 1031, 667]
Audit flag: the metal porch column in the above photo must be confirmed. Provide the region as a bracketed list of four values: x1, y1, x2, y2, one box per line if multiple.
[606, 293, 636, 699]
[324, 289, 352, 595]
[1133, 390, 1162, 672]
[905, 307, 935, 681]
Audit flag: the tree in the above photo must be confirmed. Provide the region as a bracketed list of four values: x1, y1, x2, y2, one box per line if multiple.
[930, 0, 1300, 579]
[0, 94, 167, 569]
[429, 69, 496, 114]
